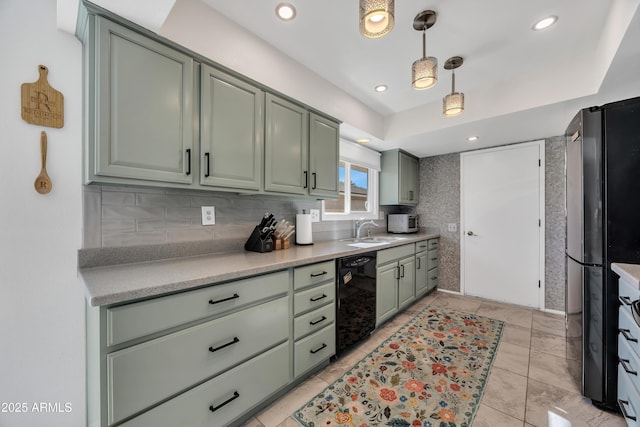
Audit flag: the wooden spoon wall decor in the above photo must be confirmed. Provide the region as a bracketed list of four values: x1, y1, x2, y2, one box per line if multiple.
[34, 131, 52, 194]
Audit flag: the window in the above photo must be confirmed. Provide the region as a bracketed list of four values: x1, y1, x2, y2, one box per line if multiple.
[322, 140, 380, 221]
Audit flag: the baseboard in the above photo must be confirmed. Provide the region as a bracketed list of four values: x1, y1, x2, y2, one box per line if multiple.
[542, 308, 565, 316]
[437, 289, 462, 295]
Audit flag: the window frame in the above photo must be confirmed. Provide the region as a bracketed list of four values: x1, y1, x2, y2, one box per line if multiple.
[321, 160, 379, 221]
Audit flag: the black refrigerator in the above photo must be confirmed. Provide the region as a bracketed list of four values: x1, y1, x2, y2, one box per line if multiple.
[565, 96, 640, 411]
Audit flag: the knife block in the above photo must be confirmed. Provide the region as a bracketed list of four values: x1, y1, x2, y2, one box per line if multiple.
[244, 226, 273, 253]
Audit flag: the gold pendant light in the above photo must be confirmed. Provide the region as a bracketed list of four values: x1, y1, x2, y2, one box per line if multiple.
[443, 56, 465, 116]
[359, 0, 395, 38]
[411, 10, 438, 90]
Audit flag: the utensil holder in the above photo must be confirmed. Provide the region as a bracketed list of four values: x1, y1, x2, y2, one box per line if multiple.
[244, 226, 273, 253]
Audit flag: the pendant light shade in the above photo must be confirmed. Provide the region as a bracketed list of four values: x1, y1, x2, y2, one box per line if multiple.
[411, 10, 438, 90]
[359, 0, 394, 39]
[443, 56, 465, 116]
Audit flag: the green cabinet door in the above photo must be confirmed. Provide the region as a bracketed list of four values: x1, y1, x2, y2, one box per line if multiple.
[398, 255, 416, 309]
[376, 262, 399, 326]
[399, 151, 419, 205]
[309, 113, 339, 198]
[265, 94, 308, 195]
[380, 149, 419, 205]
[200, 65, 263, 191]
[92, 17, 194, 184]
[415, 251, 428, 295]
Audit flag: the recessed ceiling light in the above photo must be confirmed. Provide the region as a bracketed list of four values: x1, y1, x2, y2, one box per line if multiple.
[356, 138, 370, 144]
[375, 85, 388, 92]
[467, 136, 479, 141]
[276, 3, 296, 21]
[532, 15, 557, 31]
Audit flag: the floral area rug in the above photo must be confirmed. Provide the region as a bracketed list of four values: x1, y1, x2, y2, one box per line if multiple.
[293, 306, 504, 427]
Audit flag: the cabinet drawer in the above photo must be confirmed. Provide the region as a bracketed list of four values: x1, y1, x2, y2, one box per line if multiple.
[294, 281, 335, 315]
[427, 248, 439, 271]
[294, 303, 335, 340]
[294, 260, 335, 290]
[428, 267, 439, 290]
[427, 238, 439, 250]
[620, 308, 640, 361]
[618, 364, 640, 427]
[108, 297, 289, 425]
[294, 324, 335, 378]
[107, 270, 288, 346]
[415, 240, 429, 252]
[122, 342, 290, 427]
[619, 335, 640, 394]
[378, 244, 415, 265]
[620, 277, 640, 321]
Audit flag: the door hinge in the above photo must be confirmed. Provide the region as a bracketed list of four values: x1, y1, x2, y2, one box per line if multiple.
[538, 280, 541, 288]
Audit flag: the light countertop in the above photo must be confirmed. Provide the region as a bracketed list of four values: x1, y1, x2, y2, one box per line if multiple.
[612, 263, 640, 288]
[79, 232, 439, 307]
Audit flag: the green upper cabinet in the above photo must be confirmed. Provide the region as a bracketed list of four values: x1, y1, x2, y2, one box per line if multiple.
[309, 113, 339, 198]
[265, 94, 309, 195]
[200, 65, 263, 191]
[380, 149, 420, 205]
[90, 17, 194, 184]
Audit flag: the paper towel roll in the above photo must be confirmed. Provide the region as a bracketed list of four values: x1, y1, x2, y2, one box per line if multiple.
[296, 214, 313, 245]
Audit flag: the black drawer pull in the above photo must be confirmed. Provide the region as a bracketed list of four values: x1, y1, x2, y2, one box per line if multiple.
[431, 276, 438, 280]
[310, 294, 327, 302]
[620, 328, 638, 343]
[619, 399, 637, 421]
[310, 316, 327, 326]
[310, 271, 328, 278]
[310, 343, 327, 354]
[619, 296, 633, 306]
[209, 391, 240, 413]
[419, 245, 427, 249]
[430, 257, 438, 261]
[209, 293, 240, 305]
[185, 149, 191, 175]
[619, 358, 638, 375]
[209, 337, 239, 353]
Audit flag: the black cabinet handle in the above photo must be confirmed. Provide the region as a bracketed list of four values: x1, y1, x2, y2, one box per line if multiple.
[619, 296, 633, 306]
[431, 276, 438, 280]
[430, 257, 438, 261]
[400, 264, 405, 278]
[396, 266, 401, 280]
[185, 149, 191, 175]
[209, 337, 239, 353]
[310, 294, 327, 302]
[417, 258, 421, 269]
[418, 245, 427, 249]
[303, 171, 308, 189]
[619, 399, 637, 421]
[310, 343, 327, 354]
[310, 271, 328, 278]
[204, 152, 210, 177]
[409, 190, 414, 200]
[620, 328, 638, 343]
[209, 293, 240, 305]
[312, 172, 317, 189]
[620, 358, 638, 375]
[209, 391, 240, 413]
[310, 316, 327, 326]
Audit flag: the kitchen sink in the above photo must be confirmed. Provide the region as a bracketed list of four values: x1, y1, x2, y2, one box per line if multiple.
[339, 236, 408, 246]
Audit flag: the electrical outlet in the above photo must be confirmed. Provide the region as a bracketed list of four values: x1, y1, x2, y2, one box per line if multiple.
[447, 223, 457, 232]
[201, 206, 215, 225]
[309, 209, 320, 223]
[379, 211, 385, 220]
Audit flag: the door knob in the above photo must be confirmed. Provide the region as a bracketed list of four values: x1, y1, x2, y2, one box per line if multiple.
[467, 231, 478, 236]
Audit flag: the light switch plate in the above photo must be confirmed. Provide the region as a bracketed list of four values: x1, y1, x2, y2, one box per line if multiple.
[309, 209, 320, 223]
[201, 206, 215, 225]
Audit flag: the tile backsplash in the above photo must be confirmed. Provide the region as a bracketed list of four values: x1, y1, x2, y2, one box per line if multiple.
[83, 185, 360, 250]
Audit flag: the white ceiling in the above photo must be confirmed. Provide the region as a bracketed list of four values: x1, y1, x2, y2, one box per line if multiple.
[60, 0, 640, 157]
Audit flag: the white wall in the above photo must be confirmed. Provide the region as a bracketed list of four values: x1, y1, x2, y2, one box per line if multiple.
[0, 1, 85, 426]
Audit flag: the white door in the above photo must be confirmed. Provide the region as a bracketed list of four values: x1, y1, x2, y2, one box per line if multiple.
[460, 141, 544, 309]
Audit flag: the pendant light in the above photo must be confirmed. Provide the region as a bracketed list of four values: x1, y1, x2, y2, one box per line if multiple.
[411, 10, 438, 90]
[443, 56, 465, 116]
[359, 0, 394, 39]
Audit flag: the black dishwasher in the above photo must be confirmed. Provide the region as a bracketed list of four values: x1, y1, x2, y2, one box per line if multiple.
[336, 252, 377, 356]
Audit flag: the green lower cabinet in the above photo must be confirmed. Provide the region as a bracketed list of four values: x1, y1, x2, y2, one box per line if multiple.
[120, 342, 290, 427]
[415, 250, 428, 296]
[398, 255, 416, 310]
[376, 262, 400, 326]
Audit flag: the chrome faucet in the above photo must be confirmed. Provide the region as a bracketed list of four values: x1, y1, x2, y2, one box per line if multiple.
[355, 219, 380, 238]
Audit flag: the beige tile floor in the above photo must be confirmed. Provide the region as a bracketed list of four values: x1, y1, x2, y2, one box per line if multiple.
[241, 291, 626, 427]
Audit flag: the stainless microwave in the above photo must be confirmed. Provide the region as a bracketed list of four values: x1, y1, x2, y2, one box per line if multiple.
[387, 214, 419, 233]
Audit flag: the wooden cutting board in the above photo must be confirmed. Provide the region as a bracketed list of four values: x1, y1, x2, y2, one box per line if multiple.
[21, 65, 64, 128]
